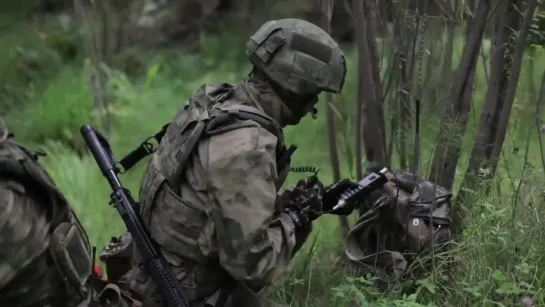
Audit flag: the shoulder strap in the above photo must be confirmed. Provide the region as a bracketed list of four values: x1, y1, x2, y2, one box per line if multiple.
[118, 105, 296, 175]
[210, 104, 284, 151]
[168, 110, 211, 193]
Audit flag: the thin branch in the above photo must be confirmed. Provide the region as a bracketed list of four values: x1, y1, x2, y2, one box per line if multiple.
[535, 72, 545, 176]
[318, 0, 350, 237]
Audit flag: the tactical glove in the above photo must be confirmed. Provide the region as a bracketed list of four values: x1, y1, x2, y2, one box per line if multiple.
[281, 177, 319, 258]
[282, 208, 313, 258]
[282, 176, 324, 221]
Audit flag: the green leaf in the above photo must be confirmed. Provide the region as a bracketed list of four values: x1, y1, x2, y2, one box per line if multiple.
[145, 62, 161, 91]
[491, 270, 506, 282]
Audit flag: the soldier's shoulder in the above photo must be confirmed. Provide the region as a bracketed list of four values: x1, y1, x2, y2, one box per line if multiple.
[0, 136, 31, 165]
[191, 82, 235, 103]
[210, 124, 275, 149]
[206, 125, 277, 164]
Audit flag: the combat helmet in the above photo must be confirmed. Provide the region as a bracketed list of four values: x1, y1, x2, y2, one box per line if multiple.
[246, 18, 347, 96]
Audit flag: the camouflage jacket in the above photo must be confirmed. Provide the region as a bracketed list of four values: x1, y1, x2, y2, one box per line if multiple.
[125, 80, 303, 307]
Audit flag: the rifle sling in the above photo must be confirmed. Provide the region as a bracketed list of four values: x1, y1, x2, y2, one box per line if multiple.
[116, 124, 169, 173]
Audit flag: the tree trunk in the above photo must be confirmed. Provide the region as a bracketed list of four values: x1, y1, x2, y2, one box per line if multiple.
[318, 0, 350, 237]
[440, 4, 458, 102]
[354, 0, 388, 174]
[398, 47, 412, 170]
[487, 0, 539, 178]
[428, 0, 490, 190]
[459, 0, 520, 200]
[393, 0, 418, 170]
[74, 0, 112, 134]
[354, 0, 365, 180]
[365, 0, 388, 153]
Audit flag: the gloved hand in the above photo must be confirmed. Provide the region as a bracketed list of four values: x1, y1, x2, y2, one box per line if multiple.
[281, 175, 324, 225]
[321, 179, 360, 215]
[277, 176, 322, 258]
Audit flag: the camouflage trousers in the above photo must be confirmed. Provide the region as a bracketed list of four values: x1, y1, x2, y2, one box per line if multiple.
[128, 274, 285, 307]
[87, 277, 285, 307]
[98, 233, 286, 307]
[219, 284, 286, 307]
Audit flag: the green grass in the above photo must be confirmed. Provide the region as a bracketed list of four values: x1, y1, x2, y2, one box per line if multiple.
[4, 25, 545, 306]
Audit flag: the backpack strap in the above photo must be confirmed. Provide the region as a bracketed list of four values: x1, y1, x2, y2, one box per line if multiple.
[168, 110, 211, 194]
[116, 105, 295, 181]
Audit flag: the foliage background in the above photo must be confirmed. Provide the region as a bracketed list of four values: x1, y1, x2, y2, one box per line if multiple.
[2, 0, 545, 306]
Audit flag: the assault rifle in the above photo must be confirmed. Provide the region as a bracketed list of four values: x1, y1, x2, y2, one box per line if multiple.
[80, 125, 190, 307]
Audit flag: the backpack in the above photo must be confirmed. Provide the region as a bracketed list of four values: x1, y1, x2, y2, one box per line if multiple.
[344, 169, 453, 287]
[0, 125, 93, 305]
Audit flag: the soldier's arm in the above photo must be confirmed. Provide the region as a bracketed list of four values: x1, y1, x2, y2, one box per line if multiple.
[205, 125, 297, 290]
[0, 180, 50, 288]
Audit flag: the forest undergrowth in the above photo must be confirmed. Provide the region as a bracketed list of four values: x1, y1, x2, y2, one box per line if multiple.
[3, 18, 545, 306]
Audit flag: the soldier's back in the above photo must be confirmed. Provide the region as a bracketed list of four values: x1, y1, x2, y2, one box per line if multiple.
[0, 122, 93, 307]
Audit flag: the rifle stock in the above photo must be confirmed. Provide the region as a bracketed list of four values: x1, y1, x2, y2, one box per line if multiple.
[81, 125, 190, 307]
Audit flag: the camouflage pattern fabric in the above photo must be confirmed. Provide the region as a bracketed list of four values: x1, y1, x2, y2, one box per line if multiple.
[246, 18, 346, 96]
[0, 120, 93, 307]
[345, 169, 453, 287]
[125, 80, 306, 307]
[246, 18, 347, 122]
[109, 18, 347, 306]
[0, 177, 64, 307]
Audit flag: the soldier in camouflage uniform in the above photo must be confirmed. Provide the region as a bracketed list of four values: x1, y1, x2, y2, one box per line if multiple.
[112, 18, 347, 307]
[0, 120, 94, 307]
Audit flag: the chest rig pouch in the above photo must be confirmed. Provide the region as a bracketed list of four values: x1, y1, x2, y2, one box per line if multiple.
[0, 131, 93, 305]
